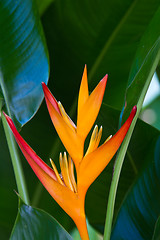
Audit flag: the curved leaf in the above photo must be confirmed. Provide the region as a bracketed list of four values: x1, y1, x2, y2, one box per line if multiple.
[85, 104, 160, 233]
[102, 6, 160, 239]
[152, 216, 160, 240]
[111, 135, 160, 239]
[36, 0, 55, 15]
[122, 5, 160, 121]
[0, 0, 49, 127]
[42, 0, 160, 110]
[10, 200, 72, 240]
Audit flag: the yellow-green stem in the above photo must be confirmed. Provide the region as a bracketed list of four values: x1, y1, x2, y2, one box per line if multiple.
[1, 112, 30, 205]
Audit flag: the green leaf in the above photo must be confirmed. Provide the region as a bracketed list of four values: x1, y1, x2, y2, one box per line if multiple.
[10, 200, 72, 240]
[103, 6, 160, 239]
[42, 0, 160, 110]
[85, 104, 159, 233]
[0, 98, 3, 112]
[36, 0, 55, 15]
[111, 135, 160, 239]
[122, 5, 160, 121]
[0, 0, 49, 128]
[0, 100, 73, 238]
[152, 216, 160, 240]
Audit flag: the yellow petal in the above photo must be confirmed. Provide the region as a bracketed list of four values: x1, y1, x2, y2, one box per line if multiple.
[42, 83, 83, 165]
[78, 106, 137, 192]
[85, 125, 102, 156]
[77, 74, 107, 140]
[59, 152, 74, 192]
[104, 134, 112, 144]
[95, 126, 103, 149]
[50, 158, 64, 186]
[68, 156, 77, 193]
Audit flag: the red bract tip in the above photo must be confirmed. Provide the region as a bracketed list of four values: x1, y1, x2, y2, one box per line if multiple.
[132, 105, 137, 114]
[42, 82, 61, 115]
[130, 105, 137, 119]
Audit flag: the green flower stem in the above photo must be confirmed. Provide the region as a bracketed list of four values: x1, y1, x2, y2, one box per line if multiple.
[1, 112, 30, 205]
[103, 115, 137, 240]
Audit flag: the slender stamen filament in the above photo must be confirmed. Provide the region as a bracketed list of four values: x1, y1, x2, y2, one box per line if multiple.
[95, 126, 102, 149]
[68, 156, 77, 193]
[59, 152, 74, 192]
[50, 153, 77, 193]
[104, 135, 112, 143]
[50, 158, 64, 185]
[85, 125, 103, 156]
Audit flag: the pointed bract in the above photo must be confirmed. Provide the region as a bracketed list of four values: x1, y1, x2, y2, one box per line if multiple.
[42, 82, 61, 115]
[3, 112, 84, 225]
[78, 106, 137, 192]
[42, 83, 83, 165]
[77, 65, 89, 122]
[4, 112, 57, 181]
[77, 75, 107, 140]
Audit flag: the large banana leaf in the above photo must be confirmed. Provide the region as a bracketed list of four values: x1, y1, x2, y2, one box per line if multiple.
[41, 0, 160, 111]
[0, 0, 49, 127]
[122, 5, 160, 121]
[109, 5, 160, 239]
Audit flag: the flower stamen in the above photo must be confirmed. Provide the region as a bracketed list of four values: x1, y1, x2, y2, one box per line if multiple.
[95, 126, 103, 149]
[68, 156, 77, 193]
[85, 125, 102, 156]
[104, 135, 112, 144]
[60, 152, 75, 192]
[50, 158, 64, 185]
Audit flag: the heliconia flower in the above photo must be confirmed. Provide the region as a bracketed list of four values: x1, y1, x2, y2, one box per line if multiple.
[3, 65, 137, 240]
[42, 65, 107, 167]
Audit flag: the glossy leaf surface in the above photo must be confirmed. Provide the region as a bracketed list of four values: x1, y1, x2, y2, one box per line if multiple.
[10, 201, 72, 240]
[152, 216, 160, 240]
[111, 135, 160, 240]
[0, 0, 49, 127]
[122, 5, 160, 121]
[1, 0, 160, 239]
[108, 7, 160, 237]
[42, 0, 160, 111]
[85, 105, 160, 232]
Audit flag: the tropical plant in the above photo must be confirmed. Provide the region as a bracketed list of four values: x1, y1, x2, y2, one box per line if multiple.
[0, 0, 160, 239]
